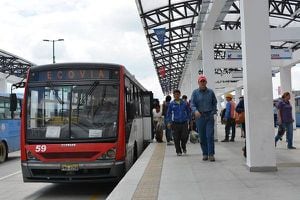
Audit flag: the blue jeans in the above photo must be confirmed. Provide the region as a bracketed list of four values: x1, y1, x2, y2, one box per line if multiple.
[275, 122, 293, 148]
[196, 113, 215, 156]
[164, 118, 173, 142]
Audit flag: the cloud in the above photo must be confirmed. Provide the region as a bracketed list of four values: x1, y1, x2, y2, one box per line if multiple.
[0, 0, 164, 98]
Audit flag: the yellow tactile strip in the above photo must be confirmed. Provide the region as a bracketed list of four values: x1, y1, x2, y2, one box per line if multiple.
[132, 143, 166, 200]
[277, 162, 300, 167]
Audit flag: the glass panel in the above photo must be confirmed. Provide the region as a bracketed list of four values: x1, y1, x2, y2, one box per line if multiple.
[70, 84, 119, 139]
[26, 83, 119, 140]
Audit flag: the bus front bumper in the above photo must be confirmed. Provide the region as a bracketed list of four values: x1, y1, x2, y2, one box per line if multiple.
[21, 160, 125, 183]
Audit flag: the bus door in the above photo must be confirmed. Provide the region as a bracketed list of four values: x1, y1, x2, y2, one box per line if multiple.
[141, 91, 153, 143]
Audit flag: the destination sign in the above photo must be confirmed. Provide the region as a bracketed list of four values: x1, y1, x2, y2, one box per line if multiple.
[29, 69, 119, 82]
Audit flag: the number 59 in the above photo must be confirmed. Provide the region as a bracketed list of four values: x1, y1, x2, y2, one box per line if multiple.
[35, 145, 47, 152]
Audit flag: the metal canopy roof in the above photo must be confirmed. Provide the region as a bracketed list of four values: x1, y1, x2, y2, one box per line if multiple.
[136, 0, 300, 95]
[0, 49, 35, 79]
[136, 0, 200, 95]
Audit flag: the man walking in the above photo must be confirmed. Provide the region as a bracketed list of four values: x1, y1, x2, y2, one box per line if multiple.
[221, 93, 236, 142]
[162, 95, 173, 144]
[166, 89, 191, 156]
[190, 75, 217, 161]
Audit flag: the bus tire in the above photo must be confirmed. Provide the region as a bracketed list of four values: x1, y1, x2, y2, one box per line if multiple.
[0, 141, 8, 163]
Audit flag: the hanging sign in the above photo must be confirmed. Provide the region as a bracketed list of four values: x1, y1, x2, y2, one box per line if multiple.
[159, 66, 166, 78]
[154, 28, 166, 46]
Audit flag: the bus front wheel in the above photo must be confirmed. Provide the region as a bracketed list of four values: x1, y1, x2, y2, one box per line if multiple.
[0, 141, 8, 163]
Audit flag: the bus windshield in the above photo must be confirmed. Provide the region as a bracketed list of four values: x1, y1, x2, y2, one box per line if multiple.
[26, 83, 119, 141]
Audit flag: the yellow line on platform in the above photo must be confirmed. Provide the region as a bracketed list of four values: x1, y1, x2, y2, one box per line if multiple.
[132, 143, 166, 200]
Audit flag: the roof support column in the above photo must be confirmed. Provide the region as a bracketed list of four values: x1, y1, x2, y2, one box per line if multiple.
[240, 0, 277, 171]
[280, 66, 296, 129]
[235, 87, 242, 103]
[201, 30, 215, 90]
[0, 74, 7, 93]
[201, 30, 218, 141]
[190, 59, 203, 94]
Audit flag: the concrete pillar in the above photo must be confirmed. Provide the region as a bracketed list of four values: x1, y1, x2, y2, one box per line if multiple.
[0, 76, 7, 93]
[201, 30, 218, 141]
[280, 66, 296, 129]
[201, 30, 215, 89]
[235, 87, 242, 103]
[240, 0, 277, 171]
[217, 95, 223, 111]
[186, 58, 203, 98]
[190, 59, 202, 91]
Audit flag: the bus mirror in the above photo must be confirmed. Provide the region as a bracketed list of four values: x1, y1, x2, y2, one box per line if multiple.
[10, 93, 17, 111]
[12, 81, 26, 89]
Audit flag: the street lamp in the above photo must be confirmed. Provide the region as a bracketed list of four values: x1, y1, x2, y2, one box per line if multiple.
[43, 39, 64, 64]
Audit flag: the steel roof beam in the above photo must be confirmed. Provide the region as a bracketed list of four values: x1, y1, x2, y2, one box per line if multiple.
[212, 27, 300, 43]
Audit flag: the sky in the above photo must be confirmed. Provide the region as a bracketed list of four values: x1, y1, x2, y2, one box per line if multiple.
[0, 0, 300, 102]
[0, 0, 164, 100]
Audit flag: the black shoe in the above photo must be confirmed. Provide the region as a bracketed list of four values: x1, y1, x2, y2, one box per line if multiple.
[230, 139, 235, 142]
[288, 146, 296, 149]
[221, 139, 229, 142]
[209, 155, 215, 162]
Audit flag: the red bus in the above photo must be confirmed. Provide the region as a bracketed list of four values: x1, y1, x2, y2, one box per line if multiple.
[21, 63, 153, 182]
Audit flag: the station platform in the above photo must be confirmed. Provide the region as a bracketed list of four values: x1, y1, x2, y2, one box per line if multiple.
[108, 125, 300, 200]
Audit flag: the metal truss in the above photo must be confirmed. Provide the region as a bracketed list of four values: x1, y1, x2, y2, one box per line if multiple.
[216, 0, 300, 53]
[137, 0, 300, 94]
[137, 0, 200, 94]
[0, 49, 35, 79]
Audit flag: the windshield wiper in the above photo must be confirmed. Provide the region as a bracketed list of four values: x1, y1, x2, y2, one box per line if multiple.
[46, 81, 64, 104]
[78, 81, 99, 106]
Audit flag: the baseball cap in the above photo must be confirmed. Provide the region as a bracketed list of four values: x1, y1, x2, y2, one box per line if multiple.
[198, 75, 207, 82]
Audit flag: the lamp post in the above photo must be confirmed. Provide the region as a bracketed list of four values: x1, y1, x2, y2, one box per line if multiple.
[43, 39, 64, 64]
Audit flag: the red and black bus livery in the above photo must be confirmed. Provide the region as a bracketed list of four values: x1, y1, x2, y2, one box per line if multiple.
[21, 63, 153, 182]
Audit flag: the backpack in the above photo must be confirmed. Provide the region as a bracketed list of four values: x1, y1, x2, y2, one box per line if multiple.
[220, 108, 226, 124]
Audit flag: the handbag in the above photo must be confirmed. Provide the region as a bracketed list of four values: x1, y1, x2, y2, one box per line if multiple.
[235, 112, 245, 124]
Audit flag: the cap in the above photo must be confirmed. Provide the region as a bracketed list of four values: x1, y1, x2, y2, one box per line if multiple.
[225, 93, 233, 99]
[198, 75, 207, 82]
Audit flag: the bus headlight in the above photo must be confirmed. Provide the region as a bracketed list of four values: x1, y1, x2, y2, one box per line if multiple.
[26, 150, 39, 160]
[97, 148, 116, 160]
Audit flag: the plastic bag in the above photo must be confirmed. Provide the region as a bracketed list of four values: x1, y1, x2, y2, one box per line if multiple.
[189, 130, 199, 143]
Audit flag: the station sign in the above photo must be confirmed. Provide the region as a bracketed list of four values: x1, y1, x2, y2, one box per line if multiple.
[225, 49, 292, 60]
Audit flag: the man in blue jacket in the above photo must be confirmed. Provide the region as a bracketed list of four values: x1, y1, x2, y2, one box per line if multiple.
[190, 75, 217, 161]
[166, 89, 191, 156]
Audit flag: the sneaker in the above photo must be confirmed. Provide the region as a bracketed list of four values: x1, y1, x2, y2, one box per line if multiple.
[177, 152, 182, 156]
[209, 155, 215, 162]
[202, 155, 208, 161]
[288, 146, 296, 149]
[183, 149, 187, 154]
[167, 141, 174, 145]
[221, 139, 229, 142]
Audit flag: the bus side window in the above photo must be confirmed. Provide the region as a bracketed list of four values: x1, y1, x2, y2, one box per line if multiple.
[126, 102, 135, 120]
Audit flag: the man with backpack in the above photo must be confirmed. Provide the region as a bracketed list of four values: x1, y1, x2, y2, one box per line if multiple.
[162, 95, 173, 144]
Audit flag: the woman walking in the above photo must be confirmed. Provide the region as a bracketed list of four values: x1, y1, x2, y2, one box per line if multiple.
[275, 92, 296, 149]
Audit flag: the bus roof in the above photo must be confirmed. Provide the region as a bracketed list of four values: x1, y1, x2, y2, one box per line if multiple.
[30, 62, 123, 72]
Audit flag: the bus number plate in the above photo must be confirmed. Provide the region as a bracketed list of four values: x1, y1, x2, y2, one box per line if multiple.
[61, 163, 79, 171]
